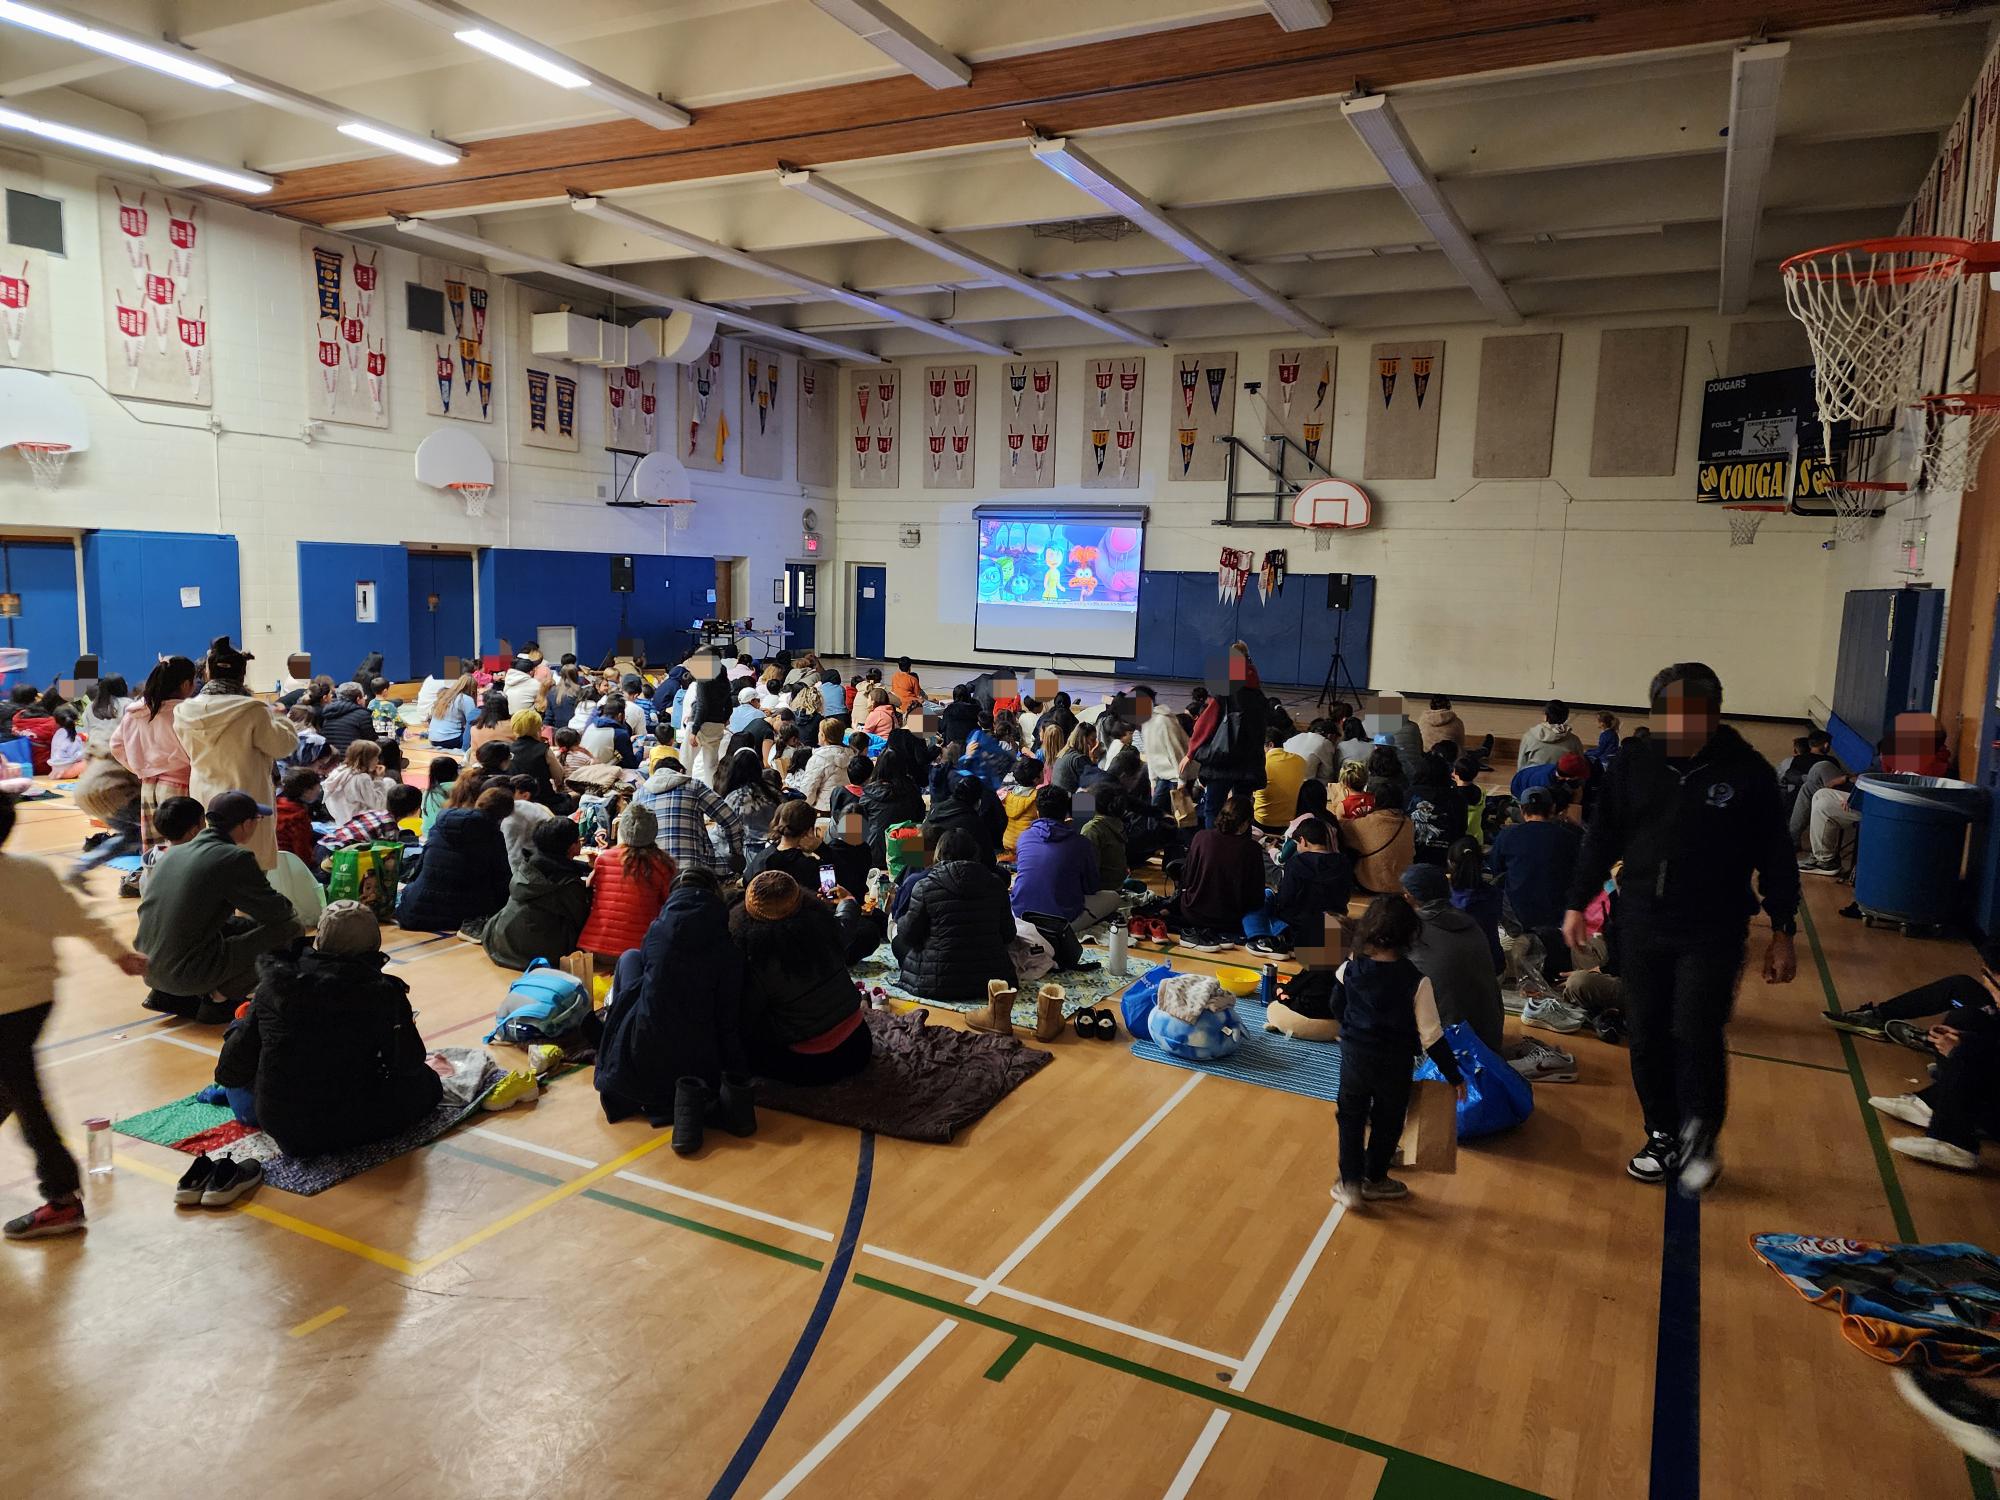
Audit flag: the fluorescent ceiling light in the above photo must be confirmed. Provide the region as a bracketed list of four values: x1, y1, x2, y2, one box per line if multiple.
[1029, 136, 1333, 338]
[779, 168, 1162, 347]
[1262, 0, 1333, 31]
[394, 215, 881, 364]
[0, 104, 272, 192]
[0, 0, 232, 88]
[336, 120, 460, 166]
[454, 27, 590, 89]
[809, 0, 970, 90]
[1718, 41, 1790, 316]
[1340, 93, 1520, 325]
[571, 195, 1014, 356]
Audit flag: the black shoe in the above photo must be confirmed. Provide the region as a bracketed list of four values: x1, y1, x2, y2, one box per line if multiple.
[1895, 1365, 2000, 1468]
[1591, 1009, 1625, 1045]
[199, 1157, 263, 1207]
[671, 1076, 709, 1156]
[1627, 1131, 1678, 1184]
[1822, 1004, 1887, 1040]
[173, 1154, 217, 1205]
[715, 1073, 757, 1138]
[192, 998, 236, 1026]
[1837, 902, 1863, 920]
[142, 989, 190, 1017]
[1884, 1019, 1942, 1057]
[1246, 935, 1290, 957]
[1181, 929, 1225, 952]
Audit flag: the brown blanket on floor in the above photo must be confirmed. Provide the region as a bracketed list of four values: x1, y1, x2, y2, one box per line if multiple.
[756, 1008, 1052, 1143]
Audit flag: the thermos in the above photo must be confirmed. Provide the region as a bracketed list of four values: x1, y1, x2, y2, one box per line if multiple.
[1259, 963, 1278, 1008]
[1107, 917, 1129, 976]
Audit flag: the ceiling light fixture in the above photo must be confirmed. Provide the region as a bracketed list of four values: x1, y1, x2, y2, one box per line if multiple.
[1262, 0, 1333, 32]
[1718, 41, 1790, 316]
[0, 104, 272, 193]
[809, 0, 970, 90]
[0, 0, 232, 88]
[335, 120, 460, 166]
[453, 27, 589, 89]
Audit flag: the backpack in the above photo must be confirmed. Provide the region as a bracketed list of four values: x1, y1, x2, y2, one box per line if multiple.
[484, 957, 591, 1044]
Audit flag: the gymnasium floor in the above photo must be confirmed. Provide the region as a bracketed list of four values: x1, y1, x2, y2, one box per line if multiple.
[2, 783, 1992, 1500]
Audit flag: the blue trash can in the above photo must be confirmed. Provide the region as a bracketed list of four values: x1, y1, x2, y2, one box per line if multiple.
[1852, 773, 1988, 925]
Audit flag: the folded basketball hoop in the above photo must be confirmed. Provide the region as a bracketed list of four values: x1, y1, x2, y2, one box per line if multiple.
[1915, 393, 2000, 493]
[1782, 237, 2000, 424]
[447, 480, 492, 517]
[15, 441, 69, 491]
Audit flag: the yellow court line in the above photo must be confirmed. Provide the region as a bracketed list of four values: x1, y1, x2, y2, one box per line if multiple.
[288, 1305, 349, 1338]
[406, 1132, 677, 1276]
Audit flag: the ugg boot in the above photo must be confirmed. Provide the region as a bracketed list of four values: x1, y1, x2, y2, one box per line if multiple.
[672, 1076, 709, 1156]
[966, 979, 1016, 1036]
[1034, 983, 1067, 1042]
[716, 1073, 758, 1138]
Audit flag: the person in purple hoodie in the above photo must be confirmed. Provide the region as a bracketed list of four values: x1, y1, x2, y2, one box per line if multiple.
[1009, 786, 1121, 932]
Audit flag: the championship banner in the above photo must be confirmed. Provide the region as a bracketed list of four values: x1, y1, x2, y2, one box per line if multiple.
[527, 368, 550, 433]
[554, 374, 577, 438]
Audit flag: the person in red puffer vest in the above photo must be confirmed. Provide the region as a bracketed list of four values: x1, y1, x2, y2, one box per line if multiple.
[578, 802, 677, 960]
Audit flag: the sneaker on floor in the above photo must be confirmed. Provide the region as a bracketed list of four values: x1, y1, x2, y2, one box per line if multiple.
[1245, 935, 1289, 958]
[199, 1158, 263, 1207]
[1180, 929, 1226, 953]
[1868, 1093, 1934, 1129]
[3, 1198, 85, 1240]
[455, 919, 487, 942]
[1822, 1005, 1887, 1039]
[1361, 1176, 1410, 1201]
[1894, 1365, 2000, 1469]
[174, 1154, 218, 1205]
[1591, 1009, 1626, 1045]
[1797, 858, 1843, 877]
[1627, 1131, 1679, 1184]
[1522, 996, 1588, 1035]
[1330, 1180, 1361, 1210]
[1889, 1135, 1980, 1171]
[483, 1069, 541, 1112]
[1883, 1020, 1942, 1057]
[1509, 1041, 1578, 1083]
[1676, 1120, 1721, 1197]
[117, 870, 141, 899]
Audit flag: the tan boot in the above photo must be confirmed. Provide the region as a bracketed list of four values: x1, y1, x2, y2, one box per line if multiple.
[1035, 983, 1067, 1042]
[967, 979, 1016, 1036]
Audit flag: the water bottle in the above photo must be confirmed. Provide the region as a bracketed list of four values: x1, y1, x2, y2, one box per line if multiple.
[84, 1116, 113, 1177]
[1107, 917, 1129, 976]
[1259, 963, 1278, 1008]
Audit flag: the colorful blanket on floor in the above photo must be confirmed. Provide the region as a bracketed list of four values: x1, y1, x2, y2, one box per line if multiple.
[851, 942, 1129, 1026]
[757, 1007, 1052, 1143]
[1128, 997, 1343, 1102]
[111, 1047, 505, 1196]
[1751, 1234, 2000, 1373]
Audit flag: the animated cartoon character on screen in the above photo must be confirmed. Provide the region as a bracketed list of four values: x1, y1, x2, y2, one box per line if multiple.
[1069, 564, 1098, 599]
[1007, 571, 1034, 599]
[979, 562, 1003, 602]
[997, 556, 1016, 592]
[1042, 549, 1063, 600]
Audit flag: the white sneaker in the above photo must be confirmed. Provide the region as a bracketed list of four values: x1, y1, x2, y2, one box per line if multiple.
[1521, 996, 1588, 1035]
[1509, 1040, 1578, 1083]
[1890, 1135, 1980, 1171]
[1676, 1120, 1721, 1197]
[1868, 1093, 1934, 1129]
[1331, 1180, 1361, 1210]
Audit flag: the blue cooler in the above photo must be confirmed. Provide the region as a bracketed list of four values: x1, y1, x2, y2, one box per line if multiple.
[1852, 773, 1987, 925]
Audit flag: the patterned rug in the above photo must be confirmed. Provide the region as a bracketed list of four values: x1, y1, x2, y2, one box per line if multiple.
[851, 942, 1134, 1027]
[1128, 998, 1343, 1102]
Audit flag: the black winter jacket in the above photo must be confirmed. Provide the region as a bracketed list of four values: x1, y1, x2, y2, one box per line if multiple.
[689, 673, 733, 731]
[318, 698, 378, 757]
[396, 808, 511, 931]
[1566, 724, 1799, 936]
[1270, 847, 1353, 935]
[860, 775, 926, 857]
[923, 776, 1005, 866]
[939, 699, 980, 747]
[893, 860, 1017, 1002]
[730, 896, 867, 1049]
[216, 945, 441, 1157]
[596, 883, 746, 1117]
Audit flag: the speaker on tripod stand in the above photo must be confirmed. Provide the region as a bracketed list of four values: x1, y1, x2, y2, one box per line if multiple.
[1319, 573, 1362, 708]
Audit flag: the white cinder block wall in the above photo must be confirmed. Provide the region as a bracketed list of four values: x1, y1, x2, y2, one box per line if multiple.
[0, 157, 827, 662]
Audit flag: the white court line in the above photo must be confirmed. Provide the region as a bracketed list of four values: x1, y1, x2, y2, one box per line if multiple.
[759, 1319, 958, 1500]
[1160, 1199, 1345, 1500]
[43, 1026, 179, 1069]
[966, 1071, 1202, 1306]
[150, 1031, 220, 1057]
[388, 941, 467, 969]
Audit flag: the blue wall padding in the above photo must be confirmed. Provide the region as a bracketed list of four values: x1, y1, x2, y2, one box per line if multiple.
[296, 542, 411, 683]
[80, 531, 241, 685]
[478, 549, 715, 665]
[0, 540, 81, 686]
[1115, 571, 1374, 690]
[405, 551, 477, 678]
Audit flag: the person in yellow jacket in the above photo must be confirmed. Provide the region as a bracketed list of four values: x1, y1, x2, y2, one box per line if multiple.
[1254, 726, 1309, 832]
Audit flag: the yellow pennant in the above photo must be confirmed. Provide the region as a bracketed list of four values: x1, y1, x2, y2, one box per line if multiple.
[714, 411, 729, 465]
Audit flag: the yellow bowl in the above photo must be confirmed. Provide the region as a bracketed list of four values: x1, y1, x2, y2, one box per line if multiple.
[1216, 967, 1261, 997]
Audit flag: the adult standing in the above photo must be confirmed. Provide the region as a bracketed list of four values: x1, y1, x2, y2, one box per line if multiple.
[172, 638, 300, 872]
[111, 655, 196, 863]
[1183, 641, 1269, 825]
[1562, 662, 1797, 1195]
[683, 654, 733, 787]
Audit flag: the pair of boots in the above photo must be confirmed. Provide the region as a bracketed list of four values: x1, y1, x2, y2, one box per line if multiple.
[672, 1073, 757, 1157]
[966, 980, 1065, 1042]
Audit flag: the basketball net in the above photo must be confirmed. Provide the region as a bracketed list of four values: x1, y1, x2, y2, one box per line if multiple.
[1726, 511, 1767, 547]
[1781, 239, 1970, 423]
[1826, 479, 1904, 544]
[16, 442, 70, 492]
[662, 498, 694, 532]
[1915, 394, 2000, 493]
[446, 480, 492, 517]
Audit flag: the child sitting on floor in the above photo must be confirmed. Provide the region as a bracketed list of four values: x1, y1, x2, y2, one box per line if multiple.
[322, 782, 421, 856]
[420, 756, 459, 835]
[1244, 815, 1353, 957]
[1001, 756, 1043, 857]
[47, 707, 85, 780]
[321, 741, 393, 824]
[1336, 761, 1375, 820]
[275, 769, 321, 866]
[551, 727, 592, 782]
[1330, 894, 1466, 1211]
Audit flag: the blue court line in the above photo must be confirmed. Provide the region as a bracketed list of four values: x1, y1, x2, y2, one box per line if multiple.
[706, 1129, 875, 1500]
[1649, 1185, 1701, 1500]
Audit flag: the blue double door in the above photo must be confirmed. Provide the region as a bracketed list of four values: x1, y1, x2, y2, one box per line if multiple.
[297, 543, 476, 682]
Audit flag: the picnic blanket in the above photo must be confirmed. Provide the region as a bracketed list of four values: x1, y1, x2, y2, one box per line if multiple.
[1128, 997, 1343, 1102]
[757, 1007, 1052, 1143]
[1752, 1234, 2000, 1373]
[851, 942, 1128, 1027]
[112, 1047, 505, 1196]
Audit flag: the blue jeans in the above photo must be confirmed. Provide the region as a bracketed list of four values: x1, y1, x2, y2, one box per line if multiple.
[1200, 781, 1233, 827]
[196, 1081, 259, 1127]
[1241, 895, 1287, 940]
[76, 805, 141, 875]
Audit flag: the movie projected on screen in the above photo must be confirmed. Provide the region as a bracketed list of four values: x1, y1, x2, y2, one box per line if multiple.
[973, 506, 1146, 658]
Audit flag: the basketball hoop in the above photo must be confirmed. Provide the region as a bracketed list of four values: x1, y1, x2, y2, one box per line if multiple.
[1915, 393, 2000, 493]
[1723, 503, 1783, 546]
[1781, 237, 1999, 423]
[15, 441, 70, 491]
[446, 480, 492, 517]
[661, 498, 694, 532]
[1825, 478, 1905, 543]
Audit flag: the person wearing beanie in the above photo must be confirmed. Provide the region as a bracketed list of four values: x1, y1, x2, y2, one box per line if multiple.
[577, 803, 677, 959]
[730, 870, 874, 1085]
[172, 639, 300, 872]
[483, 817, 594, 971]
[212, 900, 443, 1158]
[1401, 861, 1507, 1055]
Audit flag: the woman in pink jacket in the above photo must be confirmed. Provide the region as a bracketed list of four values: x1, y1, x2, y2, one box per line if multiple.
[110, 656, 197, 857]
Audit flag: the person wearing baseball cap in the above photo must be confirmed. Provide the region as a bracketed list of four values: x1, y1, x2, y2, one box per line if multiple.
[133, 790, 300, 1023]
[1508, 747, 1593, 810]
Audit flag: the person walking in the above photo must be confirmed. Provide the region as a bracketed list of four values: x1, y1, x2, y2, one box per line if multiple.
[1183, 641, 1269, 826]
[1562, 662, 1798, 1195]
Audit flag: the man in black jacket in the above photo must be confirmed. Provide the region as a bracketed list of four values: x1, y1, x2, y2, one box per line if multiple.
[1563, 662, 1798, 1195]
[683, 653, 734, 787]
[318, 682, 379, 758]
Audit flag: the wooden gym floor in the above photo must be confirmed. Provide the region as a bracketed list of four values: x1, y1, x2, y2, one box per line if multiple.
[1, 786, 1994, 1500]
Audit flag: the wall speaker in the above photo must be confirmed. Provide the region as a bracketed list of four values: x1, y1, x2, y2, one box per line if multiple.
[611, 555, 635, 593]
[1326, 573, 1353, 611]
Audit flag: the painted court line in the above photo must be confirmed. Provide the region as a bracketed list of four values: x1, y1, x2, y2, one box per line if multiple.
[288, 1305, 349, 1338]
[150, 1031, 219, 1057]
[37, 1013, 169, 1054]
[44, 1025, 183, 1069]
[758, 1319, 958, 1500]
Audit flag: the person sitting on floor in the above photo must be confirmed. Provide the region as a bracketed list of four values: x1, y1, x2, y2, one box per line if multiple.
[497, 775, 556, 871]
[1828, 940, 2000, 1048]
[731, 870, 875, 1085]
[1487, 786, 1583, 980]
[1447, 835, 1505, 973]
[748, 798, 826, 888]
[1510, 749, 1591, 806]
[1590, 711, 1621, 767]
[893, 828, 1017, 1003]
[1419, 695, 1468, 753]
[1406, 752, 1468, 859]
[719, 747, 782, 858]
[577, 804, 676, 961]
[318, 682, 379, 759]
[860, 748, 926, 867]
[1012, 785, 1120, 931]
[1051, 722, 1103, 794]
[135, 791, 301, 1023]
[636, 752, 745, 878]
[1400, 863, 1507, 1057]
[581, 693, 639, 770]
[395, 784, 512, 934]
[1175, 794, 1267, 944]
[420, 756, 459, 835]
[1864, 969, 2000, 1174]
[1245, 814, 1352, 957]
[483, 817, 594, 971]
[1340, 785, 1415, 896]
[1254, 725, 1309, 833]
[889, 656, 925, 713]
[1363, 744, 1406, 810]
[1001, 757, 1042, 857]
[320, 740, 392, 825]
[1081, 783, 1130, 894]
[798, 720, 850, 811]
[46, 707, 85, 781]
[1519, 698, 1584, 769]
[210, 900, 442, 1156]
[504, 711, 566, 812]
[1335, 760, 1375, 821]
[275, 769, 320, 866]
[322, 782, 421, 859]
[925, 770, 1004, 868]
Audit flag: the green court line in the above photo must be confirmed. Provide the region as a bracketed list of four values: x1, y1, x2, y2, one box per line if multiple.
[579, 1187, 826, 1270]
[1800, 902, 1998, 1500]
[982, 1333, 1034, 1383]
[1726, 1047, 1848, 1076]
[430, 1141, 564, 1188]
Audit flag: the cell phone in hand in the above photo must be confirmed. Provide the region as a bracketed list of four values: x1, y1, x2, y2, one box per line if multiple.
[819, 865, 836, 895]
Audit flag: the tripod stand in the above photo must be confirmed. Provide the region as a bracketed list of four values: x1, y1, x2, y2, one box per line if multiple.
[1318, 609, 1363, 709]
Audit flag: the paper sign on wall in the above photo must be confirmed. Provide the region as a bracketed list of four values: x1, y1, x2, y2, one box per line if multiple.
[355, 580, 377, 623]
[179, 586, 200, 608]
[862, 586, 877, 599]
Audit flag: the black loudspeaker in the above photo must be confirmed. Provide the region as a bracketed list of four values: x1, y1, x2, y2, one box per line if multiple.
[1326, 573, 1353, 611]
[611, 555, 636, 593]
